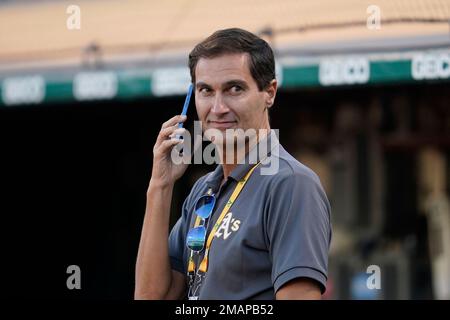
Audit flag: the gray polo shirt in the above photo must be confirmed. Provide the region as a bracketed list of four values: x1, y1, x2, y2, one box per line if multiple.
[169, 131, 332, 299]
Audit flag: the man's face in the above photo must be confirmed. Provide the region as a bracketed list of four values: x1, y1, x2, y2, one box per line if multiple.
[194, 53, 276, 144]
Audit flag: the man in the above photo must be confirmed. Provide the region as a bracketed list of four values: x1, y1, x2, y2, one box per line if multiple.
[135, 28, 331, 300]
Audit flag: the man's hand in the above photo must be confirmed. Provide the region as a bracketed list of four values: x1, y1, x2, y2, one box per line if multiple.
[151, 114, 189, 187]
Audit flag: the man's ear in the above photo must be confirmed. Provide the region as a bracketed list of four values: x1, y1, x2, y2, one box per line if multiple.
[265, 79, 278, 109]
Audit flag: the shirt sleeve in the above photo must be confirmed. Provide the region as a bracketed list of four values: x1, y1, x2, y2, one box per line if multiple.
[266, 171, 332, 294]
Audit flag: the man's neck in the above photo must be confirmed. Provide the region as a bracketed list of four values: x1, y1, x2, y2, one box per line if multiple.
[221, 164, 237, 186]
[218, 129, 270, 184]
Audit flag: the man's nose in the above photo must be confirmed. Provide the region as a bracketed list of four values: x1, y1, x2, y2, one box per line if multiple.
[211, 94, 229, 114]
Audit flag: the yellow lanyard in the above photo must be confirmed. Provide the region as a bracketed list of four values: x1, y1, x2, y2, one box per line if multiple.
[187, 162, 261, 275]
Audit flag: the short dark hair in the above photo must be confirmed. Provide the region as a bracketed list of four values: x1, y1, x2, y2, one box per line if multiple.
[188, 28, 275, 91]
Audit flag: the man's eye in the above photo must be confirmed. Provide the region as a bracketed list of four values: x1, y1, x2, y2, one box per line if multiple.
[199, 87, 211, 94]
[230, 85, 243, 93]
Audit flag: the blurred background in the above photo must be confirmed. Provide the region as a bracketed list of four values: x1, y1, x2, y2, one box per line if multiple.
[0, 0, 449, 299]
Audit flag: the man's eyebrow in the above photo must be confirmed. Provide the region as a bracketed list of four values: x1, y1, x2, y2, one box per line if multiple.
[195, 80, 249, 90]
[196, 82, 211, 89]
[222, 80, 248, 89]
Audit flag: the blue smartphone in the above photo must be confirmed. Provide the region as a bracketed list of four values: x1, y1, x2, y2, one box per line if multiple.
[176, 83, 193, 139]
[179, 83, 193, 129]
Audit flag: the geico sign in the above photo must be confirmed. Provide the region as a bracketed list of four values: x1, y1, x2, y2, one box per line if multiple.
[2, 75, 45, 106]
[73, 72, 118, 101]
[412, 53, 450, 80]
[319, 57, 370, 86]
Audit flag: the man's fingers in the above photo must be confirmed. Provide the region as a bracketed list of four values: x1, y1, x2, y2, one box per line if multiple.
[155, 125, 183, 146]
[154, 114, 188, 156]
[157, 138, 184, 154]
[161, 115, 187, 129]
[168, 128, 187, 139]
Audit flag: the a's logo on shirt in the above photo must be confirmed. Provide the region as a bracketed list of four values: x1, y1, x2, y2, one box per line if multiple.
[215, 212, 241, 240]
